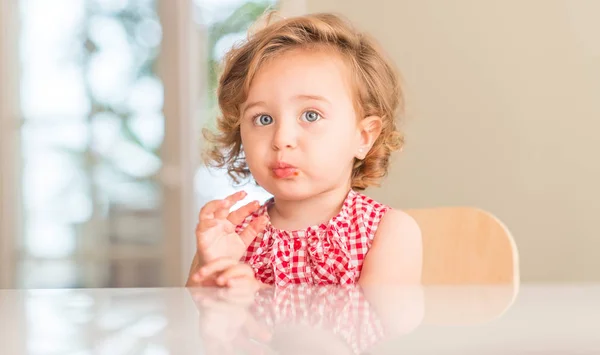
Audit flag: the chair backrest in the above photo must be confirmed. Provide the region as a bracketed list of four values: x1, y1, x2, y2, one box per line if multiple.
[404, 207, 519, 285]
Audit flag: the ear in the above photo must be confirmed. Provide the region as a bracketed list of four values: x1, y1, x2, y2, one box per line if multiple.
[356, 116, 383, 159]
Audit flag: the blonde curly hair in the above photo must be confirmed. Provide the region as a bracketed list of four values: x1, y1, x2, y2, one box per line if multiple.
[203, 12, 404, 190]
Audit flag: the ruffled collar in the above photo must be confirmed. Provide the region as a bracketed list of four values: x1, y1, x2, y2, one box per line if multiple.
[246, 189, 362, 285]
[257, 189, 357, 239]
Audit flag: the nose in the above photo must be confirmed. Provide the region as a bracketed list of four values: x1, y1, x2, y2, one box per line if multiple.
[271, 119, 298, 151]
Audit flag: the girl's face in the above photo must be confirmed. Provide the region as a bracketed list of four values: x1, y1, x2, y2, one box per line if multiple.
[240, 48, 363, 200]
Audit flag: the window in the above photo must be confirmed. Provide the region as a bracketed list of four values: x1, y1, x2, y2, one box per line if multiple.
[1, 0, 193, 289]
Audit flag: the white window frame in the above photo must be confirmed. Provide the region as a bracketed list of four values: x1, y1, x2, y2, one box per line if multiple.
[0, 0, 22, 289]
[157, 0, 200, 285]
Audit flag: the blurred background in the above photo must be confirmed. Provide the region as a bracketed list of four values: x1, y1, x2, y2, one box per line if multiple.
[1, 0, 599, 290]
[0, 0, 280, 289]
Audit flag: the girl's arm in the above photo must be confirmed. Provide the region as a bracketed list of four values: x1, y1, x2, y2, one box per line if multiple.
[358, 209, 423, 286]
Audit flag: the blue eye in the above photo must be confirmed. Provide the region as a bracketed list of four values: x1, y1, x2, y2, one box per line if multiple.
[254, 114, 273, 126]
[301, 110, 321, 123]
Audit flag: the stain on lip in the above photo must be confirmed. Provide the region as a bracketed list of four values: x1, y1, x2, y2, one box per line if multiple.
[272, 166, 299, 178]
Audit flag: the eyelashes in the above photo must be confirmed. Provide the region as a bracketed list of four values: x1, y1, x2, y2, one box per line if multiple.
[301, 110, 321, 123]
[253, 114, 273, 126]
[251, 110, 324, 126]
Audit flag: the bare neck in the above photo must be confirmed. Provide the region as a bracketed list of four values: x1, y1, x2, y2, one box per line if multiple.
[268, 184, 353, 231]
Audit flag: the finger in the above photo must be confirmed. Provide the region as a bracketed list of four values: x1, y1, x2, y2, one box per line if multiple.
[198, 191, 245, 220]
[238, 216, 269, 246]
[223, 190, 247, 205]
[213, 191, 248, 218]
[213, 205, 231, 220]
[226, 277, 260, 290]
[216, 286, 256, 305]
[218, 191, 248, 219]
[199, 199, 229, 221]
[197, 258, 239, 279]
[189, 287, 218, 304]
[214, 191, 248, 220]
[227, 200, 260, 226]
[197, 219, 219, 233]
[215, 264, 255, 286]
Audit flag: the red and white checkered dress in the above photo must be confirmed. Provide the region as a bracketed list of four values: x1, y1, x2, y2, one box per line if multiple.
[236, 190, 390, 286]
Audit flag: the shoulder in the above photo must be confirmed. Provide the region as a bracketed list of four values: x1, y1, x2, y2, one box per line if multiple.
[359, 208, 423, 285]
[377, 209, 421, 241]
[374, 209, 422, 261]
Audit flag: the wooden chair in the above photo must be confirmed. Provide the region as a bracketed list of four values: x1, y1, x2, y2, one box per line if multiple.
[405, 207, 519, 286]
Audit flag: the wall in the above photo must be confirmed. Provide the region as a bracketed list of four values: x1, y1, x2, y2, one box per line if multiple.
[306, 0, 600, 282]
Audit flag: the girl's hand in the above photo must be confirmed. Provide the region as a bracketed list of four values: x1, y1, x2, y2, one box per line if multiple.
[195, 191, 268, 263]
[192, 257, 265, 292]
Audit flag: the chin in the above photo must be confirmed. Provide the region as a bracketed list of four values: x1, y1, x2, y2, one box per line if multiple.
[259, 179, 316, 201]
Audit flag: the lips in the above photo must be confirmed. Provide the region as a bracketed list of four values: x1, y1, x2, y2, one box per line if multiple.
[271, 162, 298, 179]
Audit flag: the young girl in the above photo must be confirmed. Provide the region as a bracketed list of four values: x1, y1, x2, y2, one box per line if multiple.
[186, 12, 422, 289]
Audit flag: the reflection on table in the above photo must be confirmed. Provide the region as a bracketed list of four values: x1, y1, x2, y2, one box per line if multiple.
[3, 283, 599, 354]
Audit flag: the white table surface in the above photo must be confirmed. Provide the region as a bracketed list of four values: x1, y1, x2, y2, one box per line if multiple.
[1, 283, 598, 354]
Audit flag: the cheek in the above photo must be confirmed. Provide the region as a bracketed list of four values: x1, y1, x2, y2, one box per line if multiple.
[240, 124, 257, 147]
[311, 121, 358, 153]
[240, 127, 268, 159]
[305, 131, 357, 169]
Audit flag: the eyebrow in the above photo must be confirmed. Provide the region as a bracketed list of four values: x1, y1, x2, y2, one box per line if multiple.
[241, 95, 331, 115]
[241, 101, 267, 115]
[293, 94, 331, 105]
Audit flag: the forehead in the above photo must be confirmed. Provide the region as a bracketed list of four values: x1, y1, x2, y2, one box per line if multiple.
[246, 47, 356, 104]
